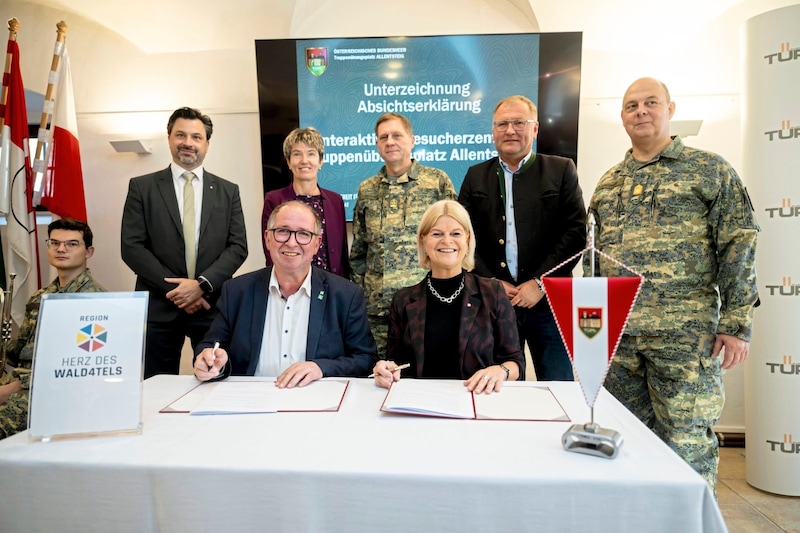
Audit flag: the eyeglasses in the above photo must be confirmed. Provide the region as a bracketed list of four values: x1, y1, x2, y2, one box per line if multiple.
[492, 119, 537, 132]
[45, 239, 84, 250]
[268, 228, 318, 245]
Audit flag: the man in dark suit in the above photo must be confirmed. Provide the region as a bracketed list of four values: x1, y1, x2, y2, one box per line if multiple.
[121, 107, 248, 379]
[459, 95, 586, 381]
[193, 200, 377, 387]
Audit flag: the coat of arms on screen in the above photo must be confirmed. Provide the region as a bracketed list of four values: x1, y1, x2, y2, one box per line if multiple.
[306, 47, 328, 77]
[578, 307, 602, 339]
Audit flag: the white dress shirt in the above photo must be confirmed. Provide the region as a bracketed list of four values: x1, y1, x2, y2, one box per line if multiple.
[498, 151, 533, 282]
[255, 267, 312, 377]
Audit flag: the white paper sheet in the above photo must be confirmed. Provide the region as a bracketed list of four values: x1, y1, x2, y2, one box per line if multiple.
[160, 379, 349, 414]
[381, 379, 570, 421]
[382, 379, 474, 418]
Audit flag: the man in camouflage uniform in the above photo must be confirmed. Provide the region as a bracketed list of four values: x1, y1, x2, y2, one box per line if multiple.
[586, 78, 759, 494]
[350, 113, 456, 357]
[0, 218, 106, 439]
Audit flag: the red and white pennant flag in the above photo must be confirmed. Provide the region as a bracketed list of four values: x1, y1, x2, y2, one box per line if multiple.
[543, 277, 642, 407]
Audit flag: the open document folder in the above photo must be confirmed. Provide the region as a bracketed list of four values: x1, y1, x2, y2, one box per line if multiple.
[160, 379, 349, 414]
[380, 379, 570, 421]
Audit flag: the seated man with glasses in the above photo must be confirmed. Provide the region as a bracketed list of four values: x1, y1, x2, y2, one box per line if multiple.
[0, 218, 106, 440]
[193, 200, 378, 387]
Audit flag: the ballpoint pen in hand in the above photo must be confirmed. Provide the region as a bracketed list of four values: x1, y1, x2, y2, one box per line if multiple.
[209, 341, 219, 370]
[368, 363, 410, 378]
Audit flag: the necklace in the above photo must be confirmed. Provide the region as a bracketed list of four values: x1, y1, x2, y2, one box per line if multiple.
[427, 273, 465, 304]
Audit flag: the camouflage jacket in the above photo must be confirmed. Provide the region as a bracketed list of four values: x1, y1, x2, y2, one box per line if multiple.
[350, 160, 457, 316]
[8, 268, 106, 389]
[586, 137, 759, 339]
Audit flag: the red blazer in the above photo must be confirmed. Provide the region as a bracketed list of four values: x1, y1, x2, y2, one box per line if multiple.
[260, 184, 350, 277]
[387, 272, 525, 380]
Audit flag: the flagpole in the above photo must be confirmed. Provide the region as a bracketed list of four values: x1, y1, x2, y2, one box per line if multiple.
[587, 213, 596, 278]
[587, 213, 597, 426]
[32, 20, 67, 206]
[28, 22, 70, 290]
[0, 18, 21, 131]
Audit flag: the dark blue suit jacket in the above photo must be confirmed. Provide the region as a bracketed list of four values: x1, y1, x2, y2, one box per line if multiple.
[197, 266, 378, 378]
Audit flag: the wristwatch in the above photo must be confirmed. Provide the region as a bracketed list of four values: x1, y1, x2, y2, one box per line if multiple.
[533, 277, 544, 293]
[197, 275, 214, 295]
[500, 363, 511, 381]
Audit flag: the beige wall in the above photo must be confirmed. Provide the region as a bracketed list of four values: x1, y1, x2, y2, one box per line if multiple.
[3, 0, 796, 429]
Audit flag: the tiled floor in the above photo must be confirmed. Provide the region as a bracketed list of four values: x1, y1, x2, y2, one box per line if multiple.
[718, 447, 800, 532]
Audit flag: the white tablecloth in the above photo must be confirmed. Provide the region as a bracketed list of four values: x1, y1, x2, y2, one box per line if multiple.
[0, 376, 726, 533]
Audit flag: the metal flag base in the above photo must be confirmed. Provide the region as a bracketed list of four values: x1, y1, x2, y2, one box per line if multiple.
[562, 422, 624, 459]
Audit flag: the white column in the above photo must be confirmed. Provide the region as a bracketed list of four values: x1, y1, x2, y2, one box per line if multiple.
[742, 3, 800, 496]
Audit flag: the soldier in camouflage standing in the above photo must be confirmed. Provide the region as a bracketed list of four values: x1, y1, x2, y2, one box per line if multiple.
[351, 113, 456, 357]
[586, 78, 759, 495]
[0, 218, 106, 439]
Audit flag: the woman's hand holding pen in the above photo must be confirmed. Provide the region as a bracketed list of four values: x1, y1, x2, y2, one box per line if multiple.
[371, 361, 409, 389]
[193, 342, 228, 382]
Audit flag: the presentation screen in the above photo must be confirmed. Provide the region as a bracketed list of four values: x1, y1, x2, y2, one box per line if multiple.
[255, 32, 581, 219]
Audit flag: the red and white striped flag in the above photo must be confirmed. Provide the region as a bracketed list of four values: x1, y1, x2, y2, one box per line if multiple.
[543, 277, 642, 407]
[0, 39, 40, 325]
[39, 46, 87, 222]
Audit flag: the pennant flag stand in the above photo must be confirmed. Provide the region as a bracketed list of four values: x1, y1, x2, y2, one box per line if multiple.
[541, 214, 644, 459]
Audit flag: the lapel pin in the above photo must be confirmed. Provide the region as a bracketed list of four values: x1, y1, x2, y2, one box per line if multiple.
[318, 291, 325, 300]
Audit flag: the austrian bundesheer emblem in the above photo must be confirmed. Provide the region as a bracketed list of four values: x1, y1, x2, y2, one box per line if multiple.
[578, 307, 602, 339]
[306, 47, 328, 77]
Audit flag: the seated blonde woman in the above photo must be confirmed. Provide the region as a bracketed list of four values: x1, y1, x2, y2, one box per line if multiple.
[373, 200, 524, 394]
